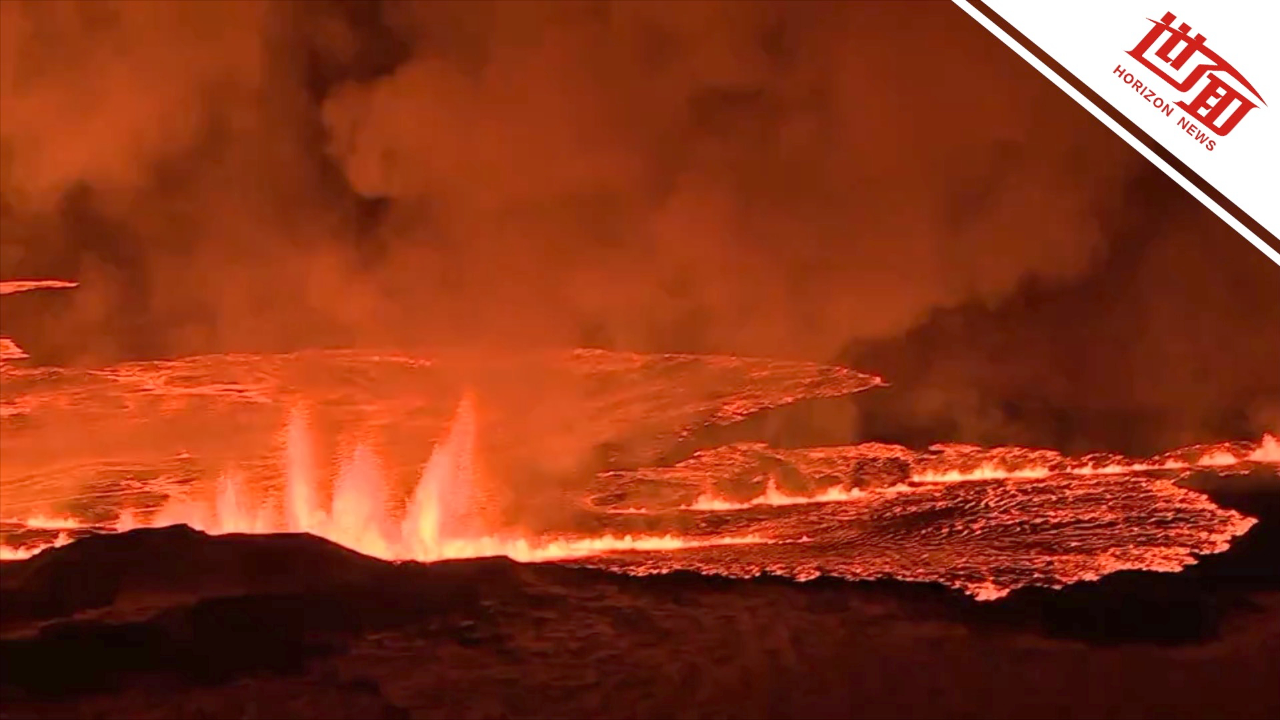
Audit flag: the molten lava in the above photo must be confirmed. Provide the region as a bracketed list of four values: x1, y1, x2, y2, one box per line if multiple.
[577, 435, 1275, 599]
[0, 343, 1272, 601]
[679, 478, 874, 511]
[656, 435, 1279, 511]
[62, 394, 765, 564]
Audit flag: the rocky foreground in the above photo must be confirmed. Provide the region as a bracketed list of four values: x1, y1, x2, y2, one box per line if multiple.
[1, 472, 1278, 720]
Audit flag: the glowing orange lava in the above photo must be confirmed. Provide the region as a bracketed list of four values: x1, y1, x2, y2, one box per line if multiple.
[13, 514, 83, 530]
[0, 280, 80, 296]
[682, 478, 874, 510]
[1249, 433, 1280, 463]
[0, 338, 1270, 600]
[0, 532, 71, 560]
[666, 434, 1280, 512]
[44, 394, 765, 564]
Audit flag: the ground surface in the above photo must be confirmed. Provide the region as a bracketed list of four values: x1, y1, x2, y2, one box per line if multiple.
[2, 475, 1278, 720]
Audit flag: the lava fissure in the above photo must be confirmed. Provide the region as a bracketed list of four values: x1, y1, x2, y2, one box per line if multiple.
[0, 348, 1270, 600]
[596, 435, 1280, 515]
[0, 394, 764, 565]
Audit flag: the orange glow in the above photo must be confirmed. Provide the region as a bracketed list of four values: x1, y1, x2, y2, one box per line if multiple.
[401, 391, 477, 560]
[11, 514, 83, 530]
[91, 394, 764, 564]
[1196, 450, 1241, 467]
[0, 532, 71, 560]
[0, 344, 1269, 601]
[284, 406, 325, 533]
[684, 477, 871, 510]
[0, 279, 79, 295]
[1248, 433, 1279, 463]
[413, 532, 769, 564]
[912, 464, 1052, 483]
[913, 458, 1194, 483]
[662, 436, 1280, 513]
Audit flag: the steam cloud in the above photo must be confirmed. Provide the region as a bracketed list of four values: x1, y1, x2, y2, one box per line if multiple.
[1, 1, 1275, 448]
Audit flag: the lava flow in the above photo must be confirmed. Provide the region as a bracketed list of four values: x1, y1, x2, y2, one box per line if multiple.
[78, 395, 762, 565]
[640, 433, 1280, 512]
[0, 338, 1273, 600]
[575, 435, 1275, 599]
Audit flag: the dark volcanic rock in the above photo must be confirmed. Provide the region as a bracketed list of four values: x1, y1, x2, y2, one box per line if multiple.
[0, 525, 397, 625]
[1, 491, 1279, 718]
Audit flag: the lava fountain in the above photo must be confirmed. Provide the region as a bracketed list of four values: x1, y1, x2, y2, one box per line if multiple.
[48, 393, 766, 565]
[0, 335, 1271, 600]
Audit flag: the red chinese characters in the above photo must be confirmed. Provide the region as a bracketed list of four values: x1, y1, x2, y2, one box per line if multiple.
[1127, 12, 1265, 136]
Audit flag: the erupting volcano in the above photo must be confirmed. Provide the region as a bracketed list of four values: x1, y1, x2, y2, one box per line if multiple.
[4, 2, 1279, 715]
[106, 396, 766, 565]
[0, 290, 1272, 600]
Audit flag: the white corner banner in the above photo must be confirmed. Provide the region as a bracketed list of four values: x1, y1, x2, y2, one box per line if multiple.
[954, 1, 1279, 266]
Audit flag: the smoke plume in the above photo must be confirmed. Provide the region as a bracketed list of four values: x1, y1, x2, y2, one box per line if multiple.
[1, 0, 1274, 448]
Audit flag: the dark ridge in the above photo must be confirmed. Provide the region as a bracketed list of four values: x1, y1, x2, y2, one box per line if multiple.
[0, 525, 397, 625]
